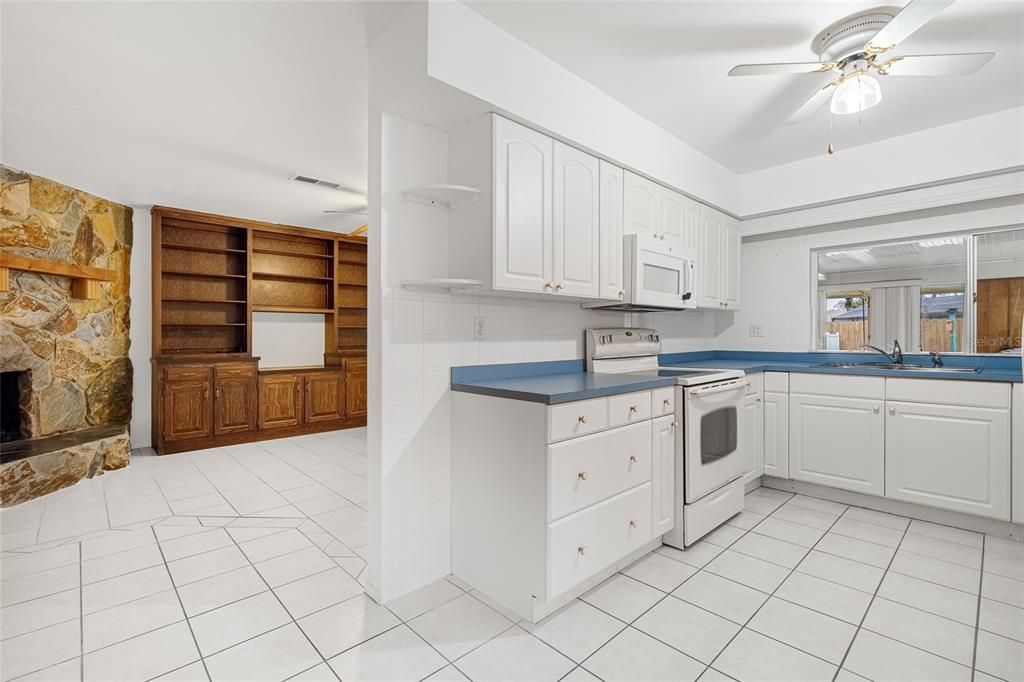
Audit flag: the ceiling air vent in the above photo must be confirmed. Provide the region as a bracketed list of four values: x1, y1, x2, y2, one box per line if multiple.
[290, 174, 348, 191]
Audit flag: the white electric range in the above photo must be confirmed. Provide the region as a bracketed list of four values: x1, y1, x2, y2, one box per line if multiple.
[586, 328, 748, 547]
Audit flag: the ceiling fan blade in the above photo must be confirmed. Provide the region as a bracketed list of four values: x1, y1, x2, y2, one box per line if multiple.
[785, 82, 837, 125]
[878, 52, 995, 76]
[729, 62, 836, 76]
[866, 0, 956, 52]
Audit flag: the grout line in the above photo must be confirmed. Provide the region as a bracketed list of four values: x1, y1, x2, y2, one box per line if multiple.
[830, 509, 911, 681]
[150, 525, 213, 682]
[971, 536, 986, 682]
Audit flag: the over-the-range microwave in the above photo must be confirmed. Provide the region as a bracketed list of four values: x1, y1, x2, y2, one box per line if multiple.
[584, 233, 697, 312]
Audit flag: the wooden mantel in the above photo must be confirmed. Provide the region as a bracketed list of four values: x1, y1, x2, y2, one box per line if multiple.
[0, 253, 116, 300]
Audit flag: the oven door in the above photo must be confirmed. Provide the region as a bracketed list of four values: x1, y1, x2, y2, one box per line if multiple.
[626, 235, 695, 310]
[683, 379, 747, 503]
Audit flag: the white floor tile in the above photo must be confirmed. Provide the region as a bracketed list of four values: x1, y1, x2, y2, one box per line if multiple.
[583, 627, 704, 682]
[81, 544, 164, 585]
[906, 520, 982, 548]
[204, 623, 321, 682]
[0, 588, 80, 640]
[843, 630, 970, 682]
[656, 541, 725, 569]
[704, 549, 791, 593]
[748, 597, 856, 665]
[409, 592, 513, 661]
[796, 550, 884, 594]
[622, 552, 698, 592]
[176, 566, 267, 617]
[979, 597, 1024, 642]
[815, 533, 896, 569]
[2, 564, 80, 606]
[83, 620, 200, 682]
[0, 544, 79, 580]
[153, 660, 210, 680]
[82, 564, 172, 615]
[255, 546, 336, 588]
[160, 529, 234, 562]
[975, 629, 1024, 682]
[890, 551, 980, 594]
[384, 578, 463, 621]
[522, 600, 624, 663]
[775, 572, 872, 625]
[751, 517, 825, 547]
[167, 545, 249, 586]
[714, 629, 836, 682]
[0, 618, 80, 680]
[189, 591, 291, 657]
[273, 567, 363, 619]
[876, 572, 979, 626]
[12, 657, 82, 681]
[982, 572, 1024, 608]
[730, 532, 808, 569]
[770, 503, 839, 530]
[899, 533, 982, 569]
[830, 517, 904, 548]
[83, 589, 185, 653]
[298, 594, 400, 659]
[560, 666, 601, 682]
[285, 663, 338, 682]
[633, 596, 739, 664]
[842, 507, 910, 531]
[239, 530, 313, 564]
[327, 624, 448, 682]
[671, 571, 768, 625]
[580, 574, 663, 623]
[863, 598, 975, 666]
[784, 495, 848, 516]
[700, 524, 746, 548]
[724, 510, 766, 531]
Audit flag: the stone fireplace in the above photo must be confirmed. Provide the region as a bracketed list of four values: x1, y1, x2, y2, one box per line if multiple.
[1, 165, 132, 506]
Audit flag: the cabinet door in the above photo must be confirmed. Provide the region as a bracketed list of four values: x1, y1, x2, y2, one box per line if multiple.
[790, 393, 884, 495]
[163, 380, 212, 442]
[680, 195, 702, 254]
[763, 391, 790, 479]
[598, 160, 625, 301]
[258, 374, 303, 429]
[305, 373, 344, 423]
[722, 217, 742, 310]
[651, 414, 677, 537]
[552, 141, 599, 298]
[740, 392, 764, 486]
[214, 377, 256, 435]
[493, 117, 553, 294]
[697, 207, 723, 309]
[623, 170, 660, 237]
[886, 401, 1010, 520]
[659, 187, 686, 240]
[345, 365, 367, 419]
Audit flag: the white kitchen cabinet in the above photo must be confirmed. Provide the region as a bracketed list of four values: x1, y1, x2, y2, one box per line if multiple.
[741, 374, 764, 486]
[492, 116, 554, 294]
[659, 187, 686, 240]
[884, 378, 1011, 520]
[763, 373, 790, 479]
[598, 161, 625, 301]
[623, 170, 660, 237]
[789, 375, 885, 496]
[698, 206, 742, 310]
[553, 141, 600, 298]
[453, 388, 674, 622]
[651, 414, 676, 537]
[1015, 383, 1024, 524]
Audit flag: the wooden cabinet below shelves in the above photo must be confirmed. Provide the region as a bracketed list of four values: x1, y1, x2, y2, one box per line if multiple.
[344, 358, 367, 419]
[163, 379, 212, 442]
[258, 374, 304, 429]
[214, 376, 257, 435]
[305, 372, 344, 423]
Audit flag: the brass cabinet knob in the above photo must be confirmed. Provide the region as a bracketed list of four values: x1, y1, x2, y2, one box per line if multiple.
[629, 455, 637, 463]
[556, 283, 564, 290]
[618, 290, 625, 298]
[544, 282, 553, 289]
[578, 415, 588, 424]
[663, 399, 671, 408]
[889, 406, 896, 416]
[629, 405, 638, 413]
[578, 472, 588, 481]
[629, 520, 637, 528]
[577, 546, 586, 555]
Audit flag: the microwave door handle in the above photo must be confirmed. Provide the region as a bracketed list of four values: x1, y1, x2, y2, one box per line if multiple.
[681, 261, 693, 301]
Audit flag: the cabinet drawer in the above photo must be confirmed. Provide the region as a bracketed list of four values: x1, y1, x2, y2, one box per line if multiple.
[683, 478, 744, 546]
[885, 378, 1009, 409]
[608, 391, 652, 427]
[164, 365, 211, 382]
[745, 373, 763, 395]
[547, 483, 651, 599]
[548, 397, 608, 443]
[652, 387, 675, 416]
[548, 421, 652, 521]
[214, 362, 257, 379]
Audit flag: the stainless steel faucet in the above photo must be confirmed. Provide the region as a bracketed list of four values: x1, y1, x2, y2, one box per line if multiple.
[929, 351, 943, 367]
[862, 339, 904, 365]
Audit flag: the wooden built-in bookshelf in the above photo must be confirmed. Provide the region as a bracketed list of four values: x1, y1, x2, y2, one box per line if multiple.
[151, 206, 368, 454]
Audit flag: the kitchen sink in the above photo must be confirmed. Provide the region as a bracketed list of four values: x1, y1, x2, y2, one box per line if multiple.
[814, 362, 981, 373]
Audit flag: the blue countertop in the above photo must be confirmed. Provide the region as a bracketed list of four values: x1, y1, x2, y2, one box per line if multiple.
[450, 351, 1022, 404]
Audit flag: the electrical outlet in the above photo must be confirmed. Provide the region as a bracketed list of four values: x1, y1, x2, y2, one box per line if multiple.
[474, 315, 486, 340]
[749, 323, 765, 338]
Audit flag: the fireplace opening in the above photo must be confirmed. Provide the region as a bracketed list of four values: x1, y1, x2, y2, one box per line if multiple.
[1, 371, 28, 443]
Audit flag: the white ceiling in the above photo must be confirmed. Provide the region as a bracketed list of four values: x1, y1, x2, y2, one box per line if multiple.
[467, 0, 1024, 174]
[1, 1, 403, 232]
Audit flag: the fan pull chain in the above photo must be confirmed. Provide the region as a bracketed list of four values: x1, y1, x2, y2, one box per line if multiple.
[827, 109, 835, 155]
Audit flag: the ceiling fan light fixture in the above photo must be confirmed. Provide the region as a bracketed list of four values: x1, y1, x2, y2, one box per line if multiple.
[830, 72, 882, 115]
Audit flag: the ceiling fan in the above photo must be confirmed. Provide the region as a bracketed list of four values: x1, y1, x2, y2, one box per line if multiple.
[728, 0, 995, 124]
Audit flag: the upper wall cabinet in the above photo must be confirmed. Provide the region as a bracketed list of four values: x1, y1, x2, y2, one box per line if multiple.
[553, 141, 600, 298]
[623, 171, 701, 250]
[598, 161, 625, 301]
[698, 206, 741, 311]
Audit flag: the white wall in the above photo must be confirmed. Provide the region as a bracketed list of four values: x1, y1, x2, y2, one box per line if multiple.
[128, 209, 152, 450]
[251, 314, 329, 368]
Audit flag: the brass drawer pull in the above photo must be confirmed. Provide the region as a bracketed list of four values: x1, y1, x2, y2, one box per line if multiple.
[577, 415, 588, 424]
[629, 405, 638, 413]
[629, 520, 637, 528]
[663, 399, 671, 408]
[578, 472, 588, 481]
[629, 455, 637, 463]
[577, 546, 586, 555]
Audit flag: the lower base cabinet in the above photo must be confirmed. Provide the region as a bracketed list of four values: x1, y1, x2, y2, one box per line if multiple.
[788, 375, 885, 496]
[258, 374, 304, 429]
[741, 374, 764, 486]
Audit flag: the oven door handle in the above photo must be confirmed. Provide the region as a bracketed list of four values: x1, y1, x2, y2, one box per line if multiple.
[690, 381, 748, 398]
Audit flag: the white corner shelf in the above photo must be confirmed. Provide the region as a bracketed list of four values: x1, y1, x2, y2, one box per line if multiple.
[400, 184, 482, 209]
[400, 278, 482, 294]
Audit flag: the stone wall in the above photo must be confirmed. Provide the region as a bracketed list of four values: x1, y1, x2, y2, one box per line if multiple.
[1, 165, 133, 505]
[1, 165, 133, 436]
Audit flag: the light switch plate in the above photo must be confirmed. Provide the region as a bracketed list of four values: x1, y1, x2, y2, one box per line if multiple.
[749, 323, 765, 338]
[474, 315, 486, 340]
